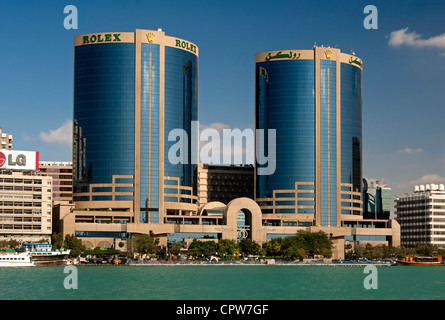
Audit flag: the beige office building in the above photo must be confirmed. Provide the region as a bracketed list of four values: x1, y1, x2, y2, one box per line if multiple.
[196, 164, 254, 206]
[39, 161, 73, 204]
[0, 170, 53, 243]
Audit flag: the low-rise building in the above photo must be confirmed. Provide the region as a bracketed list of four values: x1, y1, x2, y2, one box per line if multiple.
[39, 161, 73, 204]
[0, 128, 13, 150]
[196, 163, 254, 206]
[0, 169, 53, 243]
[395, 184, 445, 248]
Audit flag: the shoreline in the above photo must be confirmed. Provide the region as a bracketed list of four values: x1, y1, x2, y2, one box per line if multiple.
[122, 260, 396, 267]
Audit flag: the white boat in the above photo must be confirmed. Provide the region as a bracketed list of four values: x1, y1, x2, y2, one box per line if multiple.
[22, 243, 71, 256]
[21, 243, 70, 266]
[0, 252, 35, 267]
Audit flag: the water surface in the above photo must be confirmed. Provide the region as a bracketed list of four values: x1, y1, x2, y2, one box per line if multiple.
[1, 265, 444, 300]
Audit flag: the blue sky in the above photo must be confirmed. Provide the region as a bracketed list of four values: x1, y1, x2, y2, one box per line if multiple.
[0, 0, 444, 198]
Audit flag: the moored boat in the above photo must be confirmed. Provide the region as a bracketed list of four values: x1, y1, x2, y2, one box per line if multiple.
[0, 252, 35, 267]
[21, 243, 70, 267]
[396, 255, 442, 266]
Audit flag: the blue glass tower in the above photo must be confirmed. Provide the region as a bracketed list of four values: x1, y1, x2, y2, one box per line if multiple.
[73, 29, 198, 224]
[255, 47, 363, 227]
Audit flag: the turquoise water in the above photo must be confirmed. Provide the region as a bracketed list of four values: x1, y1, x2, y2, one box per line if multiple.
[1, 265, 445, 300]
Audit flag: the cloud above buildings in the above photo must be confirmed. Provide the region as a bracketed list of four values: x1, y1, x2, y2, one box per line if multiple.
[388, 28, 445, 52]
[408, 174, 445, 185]
[39, 120, 72, 146]
[199, 122, 252, 165]
[397, 147, 423, 154]
[199, 122, 231, 133]
[397, 174, 445, 193]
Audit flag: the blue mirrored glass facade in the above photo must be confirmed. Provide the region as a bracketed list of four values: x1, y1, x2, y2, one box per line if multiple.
[255, 51, 362, 226]
[320, 60, 337, 226]
[73, 43, 135, 200]
[256, 60, 316, 209]
[140, 43, 160, 223]
[73, 33, 199, 226]
[164, 47, 198, 202]
[340, 63, 362, 195]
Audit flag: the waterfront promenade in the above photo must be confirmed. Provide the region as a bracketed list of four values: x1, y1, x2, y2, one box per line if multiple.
[127, 260, 395, 267]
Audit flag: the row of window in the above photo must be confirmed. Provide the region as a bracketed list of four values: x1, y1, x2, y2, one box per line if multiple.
[0, 179, 46, 184]
[0, 225, 43, 230]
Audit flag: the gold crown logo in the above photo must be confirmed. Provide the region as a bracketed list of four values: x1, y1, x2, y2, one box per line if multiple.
[325, 50, 332, 59]
[146, 32, 155, 43]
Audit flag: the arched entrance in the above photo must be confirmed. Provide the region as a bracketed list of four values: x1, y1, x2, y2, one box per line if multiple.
[223, 198, 264, 243]
[237, 209, 249, 240]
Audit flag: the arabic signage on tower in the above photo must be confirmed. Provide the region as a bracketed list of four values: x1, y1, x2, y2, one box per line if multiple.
[265, 51, 300, 61]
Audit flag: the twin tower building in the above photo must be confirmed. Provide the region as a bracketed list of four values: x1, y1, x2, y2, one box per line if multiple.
[64, 29, 399, 258]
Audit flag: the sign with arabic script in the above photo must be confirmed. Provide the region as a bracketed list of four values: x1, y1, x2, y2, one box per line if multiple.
[265, 51, 300, 61]
[349, 57, 363, 68]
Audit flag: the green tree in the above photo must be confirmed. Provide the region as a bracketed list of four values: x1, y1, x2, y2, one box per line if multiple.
[51, 233, 64, 250]
[315, 231, 333, 258]
[264, 238, 283, 257]
[299, 231, 333, 258]
[130, 232, 160, 259]
[353, 244, 417, 260]
[0, 239, 19, 250]
[415, 243, 438, 257]
[188, 239, 217, 259]
[239, 238, 261, 256]
[83, 247, 120, 257]
[169, 241, 184, 257]
[64, 234, 86, 257]
[217, 239, 239, 260]
[263, 231, 333, 260]
[282, 245, 307, 260]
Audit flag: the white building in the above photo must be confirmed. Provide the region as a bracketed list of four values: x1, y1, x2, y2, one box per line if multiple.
[0, 128, 13, 150]
[395, 184, 445, 248]
[0, 151, 52, 243]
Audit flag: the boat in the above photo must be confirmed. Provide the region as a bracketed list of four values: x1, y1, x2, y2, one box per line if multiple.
[21, 243, 71, 267]
[0, 252, 35, 267]
[396, 255, 442, 266]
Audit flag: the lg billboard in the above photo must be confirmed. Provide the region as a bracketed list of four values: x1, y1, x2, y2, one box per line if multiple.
[0, 150, 39, 171]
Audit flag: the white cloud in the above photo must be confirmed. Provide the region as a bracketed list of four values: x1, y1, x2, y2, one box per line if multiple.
[22, 134, 34, 142]
[397, 174, 445, 192]
[199, 122, 253, 165]
[199, 122, 231, 133]
[388, 27, 445, 49]
[407, 174, 445, 186]
[397, 147, 423, 154]
[39, 120, 72, 146]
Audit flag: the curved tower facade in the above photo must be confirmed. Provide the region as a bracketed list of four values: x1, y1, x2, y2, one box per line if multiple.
[255, 46, 362, 227]
[73, 29, 198, 225]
